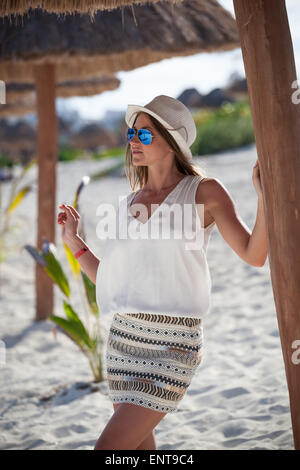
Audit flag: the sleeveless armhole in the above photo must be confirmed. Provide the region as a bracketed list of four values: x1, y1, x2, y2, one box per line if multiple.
[193, 176, 216, 231]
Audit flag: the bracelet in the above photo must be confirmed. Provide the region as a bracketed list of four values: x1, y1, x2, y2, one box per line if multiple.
[74, 246, 89, 259]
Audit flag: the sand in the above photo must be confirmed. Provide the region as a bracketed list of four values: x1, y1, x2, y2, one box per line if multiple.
[0, 145, 294, 449]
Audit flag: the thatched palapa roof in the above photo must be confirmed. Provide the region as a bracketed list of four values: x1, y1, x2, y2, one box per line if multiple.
[55, 75, 120, 97]
[0, 0, 240, 82]
[177, 88, 203, 108]
[0, 0, 183, 18]
[6, 82, 35, 100]
[1, 75, 121, 116]
[0, 61, 122, 84]
[199, 87, 236, 108]
[0, 95, 36, 117]
[68, 122, 119, 151]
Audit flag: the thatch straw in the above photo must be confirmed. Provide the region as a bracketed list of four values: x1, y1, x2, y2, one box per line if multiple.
[0, 95, 35, 116]
[6, 82, 34, 99]
[68, 123, 119, 150]
[1, 75, 120, 116]
[5, 75, 120, 96]
[0, 62, 118, 84]
[0, 0, 183, 18]
[0, 0, 240, 80]
[56, 75, 121, 96]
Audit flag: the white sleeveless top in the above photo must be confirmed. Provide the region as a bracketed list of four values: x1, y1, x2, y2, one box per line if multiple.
[96, 174, 216, 319]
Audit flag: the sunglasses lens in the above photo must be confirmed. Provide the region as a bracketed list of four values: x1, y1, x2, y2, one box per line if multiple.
[127, 128, 152, 145]
[127, 128, 135, 142]
[138, 129, 152, 145]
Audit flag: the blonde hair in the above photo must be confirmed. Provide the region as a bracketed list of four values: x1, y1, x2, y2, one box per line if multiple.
[125, 112, 207, 191]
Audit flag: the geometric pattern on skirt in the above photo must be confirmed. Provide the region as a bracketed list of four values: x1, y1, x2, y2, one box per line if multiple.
[106, 312, 203, 414]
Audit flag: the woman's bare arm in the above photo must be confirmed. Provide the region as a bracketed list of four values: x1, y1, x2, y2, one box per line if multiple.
[64, 234, 100, 285]
[196, 178, 267, 267]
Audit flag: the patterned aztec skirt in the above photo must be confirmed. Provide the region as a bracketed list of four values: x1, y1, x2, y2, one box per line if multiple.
[105, 312, 203, 414]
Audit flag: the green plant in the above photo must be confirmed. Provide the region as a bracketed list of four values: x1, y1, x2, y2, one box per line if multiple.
[0, 153, 14, 168]
[58, 147, 84, 162]
[191, 99, 255, 156]
[23, 160, 126, 382]
[92, 146, 125, 160]
[24, 175, 107, 382]
[24, 237, 104, 382]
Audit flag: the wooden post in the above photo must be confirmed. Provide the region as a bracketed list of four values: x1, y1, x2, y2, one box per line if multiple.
[233, 0, 300, 449]
[34, 63, 57, 321]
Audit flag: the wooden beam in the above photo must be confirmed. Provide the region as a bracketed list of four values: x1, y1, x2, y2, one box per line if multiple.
[34, 63, 57, 321]
[233, 0, 300, 449]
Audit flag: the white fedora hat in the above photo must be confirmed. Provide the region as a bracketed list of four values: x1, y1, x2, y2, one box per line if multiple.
[125, 95, 197, 161]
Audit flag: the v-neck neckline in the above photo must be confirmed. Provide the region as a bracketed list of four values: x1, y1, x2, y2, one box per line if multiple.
[128, 175, 189, 226]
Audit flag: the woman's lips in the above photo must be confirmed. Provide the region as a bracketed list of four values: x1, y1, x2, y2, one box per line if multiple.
[133, 151, 142, 154]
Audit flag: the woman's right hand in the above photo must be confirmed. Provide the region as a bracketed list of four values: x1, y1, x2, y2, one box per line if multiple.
[57, 204, 81, 244]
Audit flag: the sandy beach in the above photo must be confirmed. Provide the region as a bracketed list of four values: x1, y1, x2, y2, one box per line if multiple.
[0, 144, 294, 450]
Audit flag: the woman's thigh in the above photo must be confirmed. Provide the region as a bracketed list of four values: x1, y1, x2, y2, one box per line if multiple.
[94, 402, 167, 450]
[113, 403, 156, 450]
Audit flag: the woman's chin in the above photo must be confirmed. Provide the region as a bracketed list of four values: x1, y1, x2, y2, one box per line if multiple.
[132, 153, 145, 163]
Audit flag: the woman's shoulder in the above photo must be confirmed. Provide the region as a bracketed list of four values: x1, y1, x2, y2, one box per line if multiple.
[196, 175, 223, 187]
[195, 176, 224, 204]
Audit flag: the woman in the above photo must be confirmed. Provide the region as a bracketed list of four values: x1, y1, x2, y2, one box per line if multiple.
[57, 95, 268, 450]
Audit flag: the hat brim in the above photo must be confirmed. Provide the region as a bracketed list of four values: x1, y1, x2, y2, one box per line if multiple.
[125, 104, 193, 161]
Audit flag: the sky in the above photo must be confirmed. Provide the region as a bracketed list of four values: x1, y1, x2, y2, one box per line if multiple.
[56, 0, 300, 122]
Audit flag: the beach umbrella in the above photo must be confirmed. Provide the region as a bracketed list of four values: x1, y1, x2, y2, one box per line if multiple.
[0, 61, 121, 84]
[0, 108, 37, 173]
[5, 83, 35, 101]
[4, 75, 121, 100]
[55, 75, 121, 97]
[0, 74, 120, 161]
[0, 0, 183, 18]
[0, 95, 35, 117]
[177, 88, 203, 109]
[0, 2, 239, 74]
[0, 1, 239, 321]
[199, 88, 236, 108]
[232, 0, 300, 450]
[0, 75, 120, 118]
[0, 75, 121, 160]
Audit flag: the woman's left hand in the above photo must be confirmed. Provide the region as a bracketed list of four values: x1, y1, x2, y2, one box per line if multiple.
[252, 159, 263, 198]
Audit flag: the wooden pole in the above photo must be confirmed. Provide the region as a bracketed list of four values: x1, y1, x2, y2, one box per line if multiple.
[34, 63, 57, 321]
[233, 0, 300, 449]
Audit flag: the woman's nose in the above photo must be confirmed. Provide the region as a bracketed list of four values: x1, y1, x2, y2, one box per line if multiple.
[130, 132, 140, 143]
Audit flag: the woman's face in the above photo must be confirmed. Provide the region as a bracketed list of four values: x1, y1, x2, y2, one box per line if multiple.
[129, 112, 173, 166]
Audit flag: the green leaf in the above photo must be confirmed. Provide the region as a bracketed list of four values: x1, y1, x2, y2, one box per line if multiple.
[23, 244, 47, 266]
[24, 242, 69, 297]
[42, 246, 70, 298]
[63, 241, 81, 278]
[49, 314, 89, 353]
[81, 270, 99, 316]
[62, 300, 94, 350]
[73, 176, 90, 209]
[7, 185, 32, 213]
[22, 157, 37, 175]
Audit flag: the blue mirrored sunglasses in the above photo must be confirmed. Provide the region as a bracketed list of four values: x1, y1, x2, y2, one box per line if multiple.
[127, 127, 154, 145]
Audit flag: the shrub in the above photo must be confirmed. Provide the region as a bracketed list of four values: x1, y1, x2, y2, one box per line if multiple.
[0, 153, 14, 168]
[58, 147, 84, 162]
[191, 99, 255, 156]
[92, 146, 125, 160]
